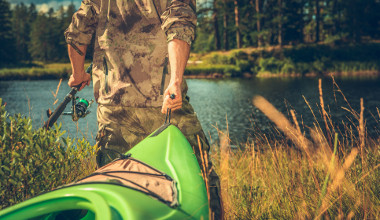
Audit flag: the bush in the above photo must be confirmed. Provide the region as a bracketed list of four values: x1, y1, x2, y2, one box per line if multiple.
[203, 53, 235, 65]
[0, 99, 98, 209]
[257, 57, 286, 74]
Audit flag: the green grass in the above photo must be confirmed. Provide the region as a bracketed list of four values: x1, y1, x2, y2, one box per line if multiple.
[185, 64, 241, 77]
[188, 43, 380, 77]
[0, 62, 91, 80]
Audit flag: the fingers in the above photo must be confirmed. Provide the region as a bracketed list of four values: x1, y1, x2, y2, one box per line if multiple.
[161, 82, 182, 114]
[68, 73, 92, 91]
[161, 95, 182, 114]
[79, 83, 86, 91]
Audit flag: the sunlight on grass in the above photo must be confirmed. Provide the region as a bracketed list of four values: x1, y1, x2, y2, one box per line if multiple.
[0, 62, 92, 80]
[209, 78, 380, 219]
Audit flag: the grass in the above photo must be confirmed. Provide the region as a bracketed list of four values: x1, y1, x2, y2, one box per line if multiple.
[185, 64, 241, 77]
[206, 78, 380, 219]
[188, 43, 380, 77]
[1, 72, 379, 218]
[0, 62, 91, 80]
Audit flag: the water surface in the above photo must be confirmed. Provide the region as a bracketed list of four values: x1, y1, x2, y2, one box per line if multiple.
[1, 77, 380, 145]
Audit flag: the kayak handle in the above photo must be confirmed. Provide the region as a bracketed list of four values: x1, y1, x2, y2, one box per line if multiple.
[165, 108, 172, 124]
[164, 94, 176, 124]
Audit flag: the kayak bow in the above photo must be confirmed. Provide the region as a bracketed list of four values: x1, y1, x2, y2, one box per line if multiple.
[0, 125, 209, 220]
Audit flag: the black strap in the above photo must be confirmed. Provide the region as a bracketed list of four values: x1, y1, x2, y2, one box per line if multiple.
[165, 108, 171, 124]
[151, 108, 172, 137]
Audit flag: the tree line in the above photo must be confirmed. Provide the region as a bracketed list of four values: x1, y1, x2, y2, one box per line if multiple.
[0, 0, 76, 66]
[193, 0, 380, 52]
[1, 0, 380, 66]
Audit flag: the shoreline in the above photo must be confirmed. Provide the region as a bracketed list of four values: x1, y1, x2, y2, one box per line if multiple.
[184, 70, 380, 79]
[1, 70, 380, 81]
[1, 61, 379, 81]
[2, 43, 380, 80]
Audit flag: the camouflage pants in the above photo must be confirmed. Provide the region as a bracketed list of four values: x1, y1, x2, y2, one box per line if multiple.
[95, 99, 222, 219]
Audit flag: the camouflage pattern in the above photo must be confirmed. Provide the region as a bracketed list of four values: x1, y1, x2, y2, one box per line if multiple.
[96, 98, 222, 219]
[64, 0, 196, 108]
[66, 0, 221, 218]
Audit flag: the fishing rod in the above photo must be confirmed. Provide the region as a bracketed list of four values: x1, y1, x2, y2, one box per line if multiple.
[43, 64, 93, 129]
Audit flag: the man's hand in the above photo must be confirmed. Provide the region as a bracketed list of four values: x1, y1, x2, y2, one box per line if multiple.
[68, 71, 91, 91]
[161, 39, 190, 114]
[161, 82, 182, 114]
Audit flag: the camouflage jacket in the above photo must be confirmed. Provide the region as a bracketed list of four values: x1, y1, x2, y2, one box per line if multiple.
[65, 0, 196, 107]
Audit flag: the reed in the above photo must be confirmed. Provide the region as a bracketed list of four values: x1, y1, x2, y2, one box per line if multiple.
[210, 79, 380, 219]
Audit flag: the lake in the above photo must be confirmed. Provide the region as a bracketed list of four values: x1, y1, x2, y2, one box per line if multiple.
[1, 77, 380, 145]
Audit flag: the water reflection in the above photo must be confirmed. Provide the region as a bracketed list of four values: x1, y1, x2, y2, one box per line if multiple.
[1, 76, 380, 146]
[187, 77, 380, 144]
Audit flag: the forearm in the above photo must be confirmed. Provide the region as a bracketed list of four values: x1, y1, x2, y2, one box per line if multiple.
[168, 39, 190, 85]
[161, 39, 190, 113]
[68, 44, 87, 76]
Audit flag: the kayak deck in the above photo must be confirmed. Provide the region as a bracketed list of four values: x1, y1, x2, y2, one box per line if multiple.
[0, 125, 209, 219]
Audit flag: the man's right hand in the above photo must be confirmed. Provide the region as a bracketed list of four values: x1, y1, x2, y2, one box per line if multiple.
[68, 71, 91, 91]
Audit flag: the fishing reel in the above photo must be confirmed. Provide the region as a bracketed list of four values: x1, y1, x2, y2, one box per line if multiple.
[44, 63, 94, 129]
[63, 96, 94, 121]
[47, 95, 93, 122]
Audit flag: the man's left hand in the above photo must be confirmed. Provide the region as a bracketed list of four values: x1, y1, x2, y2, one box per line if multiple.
[161, 82, 182, 114]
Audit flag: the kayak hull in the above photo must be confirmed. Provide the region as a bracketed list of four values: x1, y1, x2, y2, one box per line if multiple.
[0, 125, 209, 219]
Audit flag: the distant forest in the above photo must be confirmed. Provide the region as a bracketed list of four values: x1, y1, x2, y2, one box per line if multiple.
[0, 0, 380, 65]
[0, 0, 77, 65]
[194, 0, 380, 52]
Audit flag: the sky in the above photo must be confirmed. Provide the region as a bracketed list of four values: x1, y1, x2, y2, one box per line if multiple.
[8, 0, 81, 12]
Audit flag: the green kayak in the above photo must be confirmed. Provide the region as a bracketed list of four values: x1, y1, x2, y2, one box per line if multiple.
[0, 125, 209, 219]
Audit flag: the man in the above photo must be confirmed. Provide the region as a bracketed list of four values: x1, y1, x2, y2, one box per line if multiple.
[65, 0, 222, 219]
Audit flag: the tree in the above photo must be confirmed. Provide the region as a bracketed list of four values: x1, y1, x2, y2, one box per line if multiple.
[255, 0, 263, 47]
[234, 0, 241, 48]
[222, 0, 230, 50]
[277, 0, 283, 46]
[315, 0, 320, 42]
[283, 0, 305, 44]
[11, 3, 35, 62]
[212, 0, 221, 50]
[0, 0, 15, 65]
[29, 8, 61, 62]
[192, 1, 216, 52]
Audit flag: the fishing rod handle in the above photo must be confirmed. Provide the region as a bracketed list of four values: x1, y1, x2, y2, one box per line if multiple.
[43, 88, 78, 129]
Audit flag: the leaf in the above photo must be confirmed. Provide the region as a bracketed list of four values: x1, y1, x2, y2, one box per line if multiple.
[2, 166, 10, 172]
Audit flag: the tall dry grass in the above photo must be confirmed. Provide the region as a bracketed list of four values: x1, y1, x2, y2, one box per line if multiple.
[210, 78, 380, 219]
